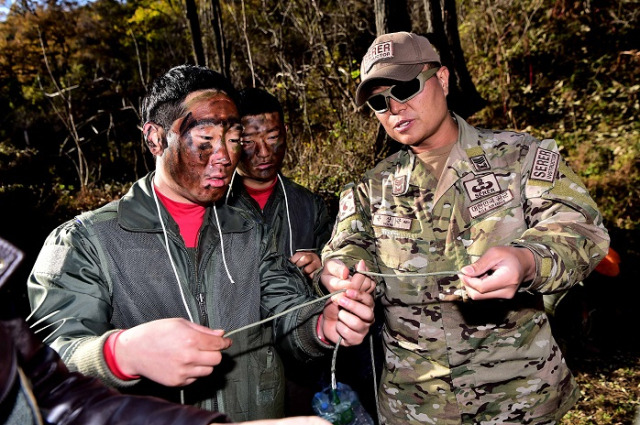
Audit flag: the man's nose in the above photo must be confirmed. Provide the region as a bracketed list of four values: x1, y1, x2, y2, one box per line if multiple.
[388, 97, 406, 115]
[257, 140, 270, 157]
[210, 141, 231, 165]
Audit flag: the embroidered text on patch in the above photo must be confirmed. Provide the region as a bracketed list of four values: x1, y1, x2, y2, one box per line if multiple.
[531, 148, 559, 182]
[372, 214, 412, 230]
[468, 190, 514, 219]
[362, 41, 394, 73]
[338, 189, 356, 221]
[463, 173, 501, 202]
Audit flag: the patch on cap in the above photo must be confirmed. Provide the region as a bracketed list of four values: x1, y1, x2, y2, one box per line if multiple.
[362, 41, 394, 74]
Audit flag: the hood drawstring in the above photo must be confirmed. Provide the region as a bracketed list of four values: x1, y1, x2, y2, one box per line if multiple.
[277, 174, 294, 258]
[152, 185, 195, 323]
[213, 204, 235, 283]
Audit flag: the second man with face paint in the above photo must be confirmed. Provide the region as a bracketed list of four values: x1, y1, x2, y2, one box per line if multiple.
[224, 88, 335, 416]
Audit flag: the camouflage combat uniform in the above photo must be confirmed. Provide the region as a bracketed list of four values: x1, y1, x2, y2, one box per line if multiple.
[322, 114, 609, 424]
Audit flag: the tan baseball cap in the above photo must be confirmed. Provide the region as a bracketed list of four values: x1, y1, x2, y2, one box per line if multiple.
[355, 32, 441, 106]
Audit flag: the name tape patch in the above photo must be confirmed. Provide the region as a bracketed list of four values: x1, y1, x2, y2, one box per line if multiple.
[463, 173, 501, 202]
[338, 189, 356, 221]
[362, 41, 393, 73]
[531, 148, 559, 182]
[468, 190, 514, 219]
[372, 213, 413, 230]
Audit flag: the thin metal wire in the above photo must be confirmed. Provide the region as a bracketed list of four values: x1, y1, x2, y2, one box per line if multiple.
[357, 270, 460, 278]
[331, 335, 342, 390]
[224, 289, 346, 337]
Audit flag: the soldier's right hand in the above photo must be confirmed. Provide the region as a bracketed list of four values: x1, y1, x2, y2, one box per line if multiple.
[115, 318, 232, 387]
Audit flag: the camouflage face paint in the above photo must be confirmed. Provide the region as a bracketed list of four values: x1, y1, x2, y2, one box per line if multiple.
[160, 90, 242, 205]
[238, 112, 287, 186]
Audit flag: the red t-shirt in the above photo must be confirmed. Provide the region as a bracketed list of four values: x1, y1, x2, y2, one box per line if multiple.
[154, 187, 206, 248]
[245, 178, 277, 210]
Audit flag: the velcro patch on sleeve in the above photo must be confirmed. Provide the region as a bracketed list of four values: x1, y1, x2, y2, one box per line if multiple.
[33, 245, 71, 277]
[338, 188, 357, 221]
[531, 148, 559, 183]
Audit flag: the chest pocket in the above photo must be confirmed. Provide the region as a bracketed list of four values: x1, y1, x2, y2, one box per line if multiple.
[372, 212, 429, 273]
[456, 171, 526, 257]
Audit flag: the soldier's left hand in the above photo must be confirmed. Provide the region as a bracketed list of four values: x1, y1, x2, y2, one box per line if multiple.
[320, 259, 376, 294]
[458, 246, 536, 300]
[319, 286, 375, 346]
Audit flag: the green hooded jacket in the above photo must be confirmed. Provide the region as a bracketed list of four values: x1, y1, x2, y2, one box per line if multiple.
[28, 173, 330, 422]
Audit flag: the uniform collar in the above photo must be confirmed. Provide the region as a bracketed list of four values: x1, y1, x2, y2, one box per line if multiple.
[388, 113, 490, 204]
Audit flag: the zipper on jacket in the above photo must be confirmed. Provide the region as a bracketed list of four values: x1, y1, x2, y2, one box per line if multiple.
[194, 223, 211, 328]
[196, 292, 209, 327]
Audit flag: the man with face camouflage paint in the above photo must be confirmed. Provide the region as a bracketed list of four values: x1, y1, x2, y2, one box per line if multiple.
[225, 88, 336, 416]
[227, 88, 332, 281]
[26, 65, 375, 422]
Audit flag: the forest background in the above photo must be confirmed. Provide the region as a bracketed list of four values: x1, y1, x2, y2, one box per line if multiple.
[1, 0, 639, 423]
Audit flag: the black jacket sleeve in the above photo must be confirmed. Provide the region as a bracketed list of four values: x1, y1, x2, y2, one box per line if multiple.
[4, 319, 231, 425]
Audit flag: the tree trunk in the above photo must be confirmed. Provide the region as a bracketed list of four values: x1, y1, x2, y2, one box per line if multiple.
[422, 0, 486, 118]
[374, 0, 411, 35]
[209, 0, 230, 78]
[184, 0, 205, 65]
[373, 0, 411, 156]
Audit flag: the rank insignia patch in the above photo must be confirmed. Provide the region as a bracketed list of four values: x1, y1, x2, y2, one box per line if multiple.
[392, 175, 408, 196]
[469, 154, 491, 172]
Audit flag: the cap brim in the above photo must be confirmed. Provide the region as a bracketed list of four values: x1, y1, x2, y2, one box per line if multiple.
[355, 63, 423, 106]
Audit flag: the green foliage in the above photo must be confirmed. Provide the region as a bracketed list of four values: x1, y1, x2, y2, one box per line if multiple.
[459, 0, 640, 229]
[0, 0, 638, 230]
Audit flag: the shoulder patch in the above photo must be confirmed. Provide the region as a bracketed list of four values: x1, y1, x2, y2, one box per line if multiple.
[338, 188, 356, 221]
[531, 148, 559, 182]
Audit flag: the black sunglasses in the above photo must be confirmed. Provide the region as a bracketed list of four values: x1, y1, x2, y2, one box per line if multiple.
[366, 67, 441, 113]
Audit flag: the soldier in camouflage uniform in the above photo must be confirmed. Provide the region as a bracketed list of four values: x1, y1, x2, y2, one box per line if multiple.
[318, 32, 610, 424]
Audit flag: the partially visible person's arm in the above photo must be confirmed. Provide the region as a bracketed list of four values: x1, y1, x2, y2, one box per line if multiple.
[289, 191, 333, 279]
[6, 318, 230, 425]
[27, 218, 121, 383]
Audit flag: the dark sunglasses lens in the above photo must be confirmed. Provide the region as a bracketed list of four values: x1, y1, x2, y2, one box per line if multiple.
[390, 78, 421, 101]
[367, 94, 388, 112]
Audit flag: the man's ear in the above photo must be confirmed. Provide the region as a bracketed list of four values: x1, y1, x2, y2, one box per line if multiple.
[436, 66, 450, 96]
[143, 122, 165, 156]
